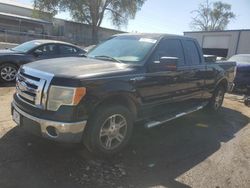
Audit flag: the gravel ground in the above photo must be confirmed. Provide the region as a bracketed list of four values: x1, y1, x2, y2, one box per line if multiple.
[0, 85, 249, 188]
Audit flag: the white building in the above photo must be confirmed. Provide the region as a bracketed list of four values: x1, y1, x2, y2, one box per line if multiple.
[184, 30, 250, 58]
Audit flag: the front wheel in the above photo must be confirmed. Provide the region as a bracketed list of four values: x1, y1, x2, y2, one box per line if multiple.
[207, 86, 226, 111]
[0, 63, 18, 82]
[83, 105, 133, 155]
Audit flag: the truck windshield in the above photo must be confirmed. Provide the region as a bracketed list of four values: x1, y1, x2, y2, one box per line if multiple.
[12, 41, 41, 53]
[87, 36, 157, 63]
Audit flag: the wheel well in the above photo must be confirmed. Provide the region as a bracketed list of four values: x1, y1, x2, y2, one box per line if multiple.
[217, 79, 228, 91]
[0, 62, 19, 69]
[96, 94, 138, 119]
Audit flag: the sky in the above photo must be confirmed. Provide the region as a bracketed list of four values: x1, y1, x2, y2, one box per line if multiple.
[17, 0, 250, 34]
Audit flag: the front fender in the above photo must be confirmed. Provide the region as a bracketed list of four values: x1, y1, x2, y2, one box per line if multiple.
[0, 54, 32, 67]
[82, 79, 140, 112]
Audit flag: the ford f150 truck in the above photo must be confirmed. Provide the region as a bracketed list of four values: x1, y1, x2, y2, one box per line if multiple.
[11, 34, 236, 155]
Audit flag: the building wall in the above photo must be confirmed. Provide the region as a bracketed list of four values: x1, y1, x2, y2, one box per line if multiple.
[237, 31, 250, 54]
[184, 30, 250, 58]
[0, 2, 124, 46]
[0, 17, 45, 33]
[0, 3, 33, 17]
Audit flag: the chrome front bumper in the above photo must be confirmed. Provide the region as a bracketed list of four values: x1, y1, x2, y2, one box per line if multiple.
[12, 102, 87, 143]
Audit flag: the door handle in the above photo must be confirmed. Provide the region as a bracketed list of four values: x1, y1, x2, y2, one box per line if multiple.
[130, 76, 145, 82]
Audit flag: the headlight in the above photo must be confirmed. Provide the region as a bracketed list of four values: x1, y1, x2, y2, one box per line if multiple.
[47, 86, 86, 111]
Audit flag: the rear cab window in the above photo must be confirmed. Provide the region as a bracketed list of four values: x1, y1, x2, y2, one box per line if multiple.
[182, 40, 201, 65]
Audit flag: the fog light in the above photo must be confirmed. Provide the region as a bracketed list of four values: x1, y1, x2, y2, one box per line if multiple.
[46, 126, 58, 137]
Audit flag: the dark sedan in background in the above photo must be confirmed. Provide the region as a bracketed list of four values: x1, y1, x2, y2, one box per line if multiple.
[0, 40, 86, 83]
[228, 54, 250, 94]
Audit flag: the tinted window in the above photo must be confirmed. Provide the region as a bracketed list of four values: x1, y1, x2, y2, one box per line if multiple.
[34, 44, 58, 56]
[182, 40, 201, 65]
[59, 45, 78, 54]
[153, 39, 185, 65]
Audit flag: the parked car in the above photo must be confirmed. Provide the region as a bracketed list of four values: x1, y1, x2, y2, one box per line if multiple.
[0, 40, 86, 83]
[84, 45, 96, 53]
[228, 54, 250, 94]
[11, 34, 236, 155]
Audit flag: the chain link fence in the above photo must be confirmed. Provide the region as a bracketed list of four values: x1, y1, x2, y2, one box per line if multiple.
[0, 29, 91, 47]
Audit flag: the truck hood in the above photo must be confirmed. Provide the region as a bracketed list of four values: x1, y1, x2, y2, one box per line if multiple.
[0, 49, 24, 55]
[24, 57, 134, 79]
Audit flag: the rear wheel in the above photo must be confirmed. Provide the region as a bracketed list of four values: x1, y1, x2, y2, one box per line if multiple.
[207, 86, 226, 111]
[0, 63, 18, 82]
[83, 105, 133, 155]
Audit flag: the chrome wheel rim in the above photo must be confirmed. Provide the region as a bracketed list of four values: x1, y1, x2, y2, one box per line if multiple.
[214, 90, 224, 109]
[99, 114, 127, 150]
[0, 66, 17, 81]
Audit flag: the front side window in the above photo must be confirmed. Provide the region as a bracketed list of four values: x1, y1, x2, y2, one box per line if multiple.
[87, 36, 157, 63]
[34, 44, 58, 56]
[152, 39, 185, 65]
[59, 45, 78, 54]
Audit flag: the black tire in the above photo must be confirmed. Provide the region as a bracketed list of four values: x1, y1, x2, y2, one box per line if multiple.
[244, 97, 250, 107]
[83, 105, 134, 155]
[207, 86, 226, 111]
[0, 63, 18, 82]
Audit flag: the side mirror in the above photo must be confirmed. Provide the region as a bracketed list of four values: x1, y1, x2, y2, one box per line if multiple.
[153, 57, 178, 71]
[33, 49, 43, 57]
[78, 53, 87, 57]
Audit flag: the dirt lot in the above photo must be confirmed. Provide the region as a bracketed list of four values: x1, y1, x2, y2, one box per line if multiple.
[0, 85, 250, 188]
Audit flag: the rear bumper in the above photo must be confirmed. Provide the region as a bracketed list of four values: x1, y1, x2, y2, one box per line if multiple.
[233, 83, 250, 94]
[11, 102, 87, 143]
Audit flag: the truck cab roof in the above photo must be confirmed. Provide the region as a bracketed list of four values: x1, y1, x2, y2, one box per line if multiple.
[114, 33, 195, 41]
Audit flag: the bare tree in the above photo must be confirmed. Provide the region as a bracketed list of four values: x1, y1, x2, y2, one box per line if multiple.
[191, 0, 236, 31]
[33, 0, 146, 43]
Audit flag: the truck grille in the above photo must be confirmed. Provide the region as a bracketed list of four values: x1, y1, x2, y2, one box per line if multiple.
[16, 67, 53, 109]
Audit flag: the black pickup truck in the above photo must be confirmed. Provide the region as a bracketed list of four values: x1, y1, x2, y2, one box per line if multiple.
[11, 34, 236, 155]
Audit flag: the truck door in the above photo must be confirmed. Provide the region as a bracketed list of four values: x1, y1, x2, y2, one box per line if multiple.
[178, 39, 206, 104]
[137, 38, 186, 105]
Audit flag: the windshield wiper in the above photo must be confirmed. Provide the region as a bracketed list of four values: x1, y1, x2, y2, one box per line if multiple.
[94, 55, 122, 63]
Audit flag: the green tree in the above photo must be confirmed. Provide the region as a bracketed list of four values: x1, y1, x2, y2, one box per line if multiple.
[191, 0, 236, 31]
[33, 0, 146, 43]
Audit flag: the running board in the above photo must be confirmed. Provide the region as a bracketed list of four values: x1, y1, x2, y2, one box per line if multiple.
[145, 103, 208, 129]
